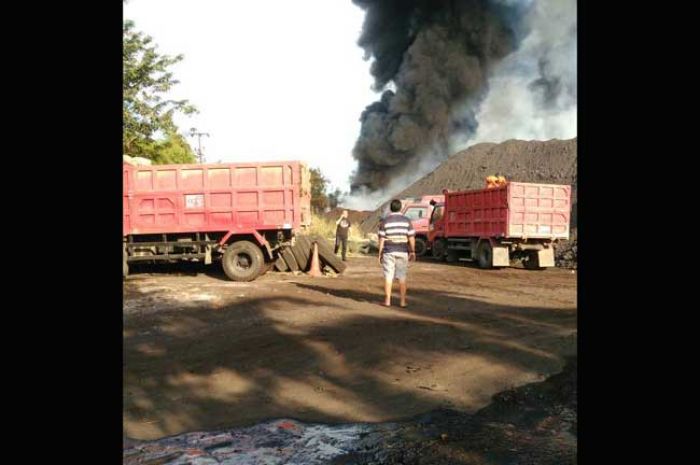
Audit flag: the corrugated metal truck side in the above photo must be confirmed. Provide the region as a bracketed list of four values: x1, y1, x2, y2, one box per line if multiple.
[123, 160, 311, 281]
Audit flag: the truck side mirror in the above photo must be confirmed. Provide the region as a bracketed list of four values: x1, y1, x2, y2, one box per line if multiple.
[429, 200, 436, 206]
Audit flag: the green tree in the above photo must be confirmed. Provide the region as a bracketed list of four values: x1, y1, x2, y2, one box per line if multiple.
[309, 167, 330, 213]
[135, 130, 197, 165]
[123, 19, 197, 163]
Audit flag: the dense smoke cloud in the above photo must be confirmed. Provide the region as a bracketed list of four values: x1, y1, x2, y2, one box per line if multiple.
[350, 0, 524, 192]
[465, 0, 576, 146]
[348, 0, 576, 198]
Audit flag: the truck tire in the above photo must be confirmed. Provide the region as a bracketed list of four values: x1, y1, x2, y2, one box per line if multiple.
[477, 242, 493, 269]
[309, 234, 346, 273]
[274, 254, 289, 272]
[414, 237, 427, 257]
[432, 239, 446, 260]
[291, 239, 309, 271]
[281, 247, 299, 272]
[222, 240, 264, 281]
[296, 236, 312, 269]
[259, 260, 275, 276]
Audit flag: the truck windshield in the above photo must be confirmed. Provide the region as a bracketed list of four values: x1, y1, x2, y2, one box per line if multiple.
[404, 207, 427, 220]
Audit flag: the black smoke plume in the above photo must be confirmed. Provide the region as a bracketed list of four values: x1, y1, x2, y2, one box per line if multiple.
[350, 0, 530, 192]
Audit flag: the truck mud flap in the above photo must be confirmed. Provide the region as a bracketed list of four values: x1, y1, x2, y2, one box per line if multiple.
[531, 247, 555, 268]
[492, 245, 510, 267]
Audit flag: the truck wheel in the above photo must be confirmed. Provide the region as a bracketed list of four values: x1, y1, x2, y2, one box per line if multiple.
[477, 242, 493, 269]
[222, 240, 264, 281]
[432, 239, 446, 261]
[414, 238, 427, 257]
[259, 260, 275, 277]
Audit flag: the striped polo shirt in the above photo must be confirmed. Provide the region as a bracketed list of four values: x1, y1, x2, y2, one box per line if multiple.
[378, 213, 415, 254]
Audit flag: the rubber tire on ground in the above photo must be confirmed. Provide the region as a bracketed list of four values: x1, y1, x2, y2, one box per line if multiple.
[297, 236, 312, 270]
[222, 240, 265, 281]
[477, 241, 493, 269]
[414, 237, 427, 257]
[309, 234, 346, 273]
[274, 254, 289, 272]
[291, 238, 309, 271]
[281, 247, 299, 272]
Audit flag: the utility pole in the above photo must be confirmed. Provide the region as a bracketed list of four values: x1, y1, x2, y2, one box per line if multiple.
[189, 128, 210, 163]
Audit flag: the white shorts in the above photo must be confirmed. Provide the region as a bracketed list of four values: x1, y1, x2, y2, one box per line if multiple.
[381, 252, 409, 282]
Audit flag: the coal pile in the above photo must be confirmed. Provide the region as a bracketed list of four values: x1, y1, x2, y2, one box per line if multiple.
[359, 138, 578, 252]
[555, 238, 577, 269]
[391, 138, 576, 200]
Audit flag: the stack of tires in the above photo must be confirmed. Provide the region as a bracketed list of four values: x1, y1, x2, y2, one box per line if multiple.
[272, 235, 346, 274]
[220, 235, 346, 282]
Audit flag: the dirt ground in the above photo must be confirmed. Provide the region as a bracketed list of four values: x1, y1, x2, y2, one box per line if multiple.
[124, 256, 577, 442]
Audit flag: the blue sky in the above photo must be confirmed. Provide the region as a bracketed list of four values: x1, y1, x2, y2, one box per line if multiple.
[124, 0, 380, 192]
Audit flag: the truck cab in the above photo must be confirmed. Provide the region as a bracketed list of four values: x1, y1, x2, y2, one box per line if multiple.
[400, 195, 444, 256]
[427, 200, 447, 259]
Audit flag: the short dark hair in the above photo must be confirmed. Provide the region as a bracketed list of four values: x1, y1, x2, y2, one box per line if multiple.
[390, 199, 402, 212]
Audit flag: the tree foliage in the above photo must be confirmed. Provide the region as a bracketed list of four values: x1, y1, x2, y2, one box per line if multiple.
[123, 19, 197, 163]
[309, 167, 330, 213]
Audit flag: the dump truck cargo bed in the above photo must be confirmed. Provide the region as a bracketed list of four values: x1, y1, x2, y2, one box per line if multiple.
[444, 182, 571, 240]
[123, 161, 311, 236]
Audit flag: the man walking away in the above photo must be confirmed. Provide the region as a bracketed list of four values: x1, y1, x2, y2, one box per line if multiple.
[335, 210, 351, 261]
[377, 199, 416, 307]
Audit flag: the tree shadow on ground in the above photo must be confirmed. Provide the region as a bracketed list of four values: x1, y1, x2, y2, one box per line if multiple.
[124, 268, 576, 448]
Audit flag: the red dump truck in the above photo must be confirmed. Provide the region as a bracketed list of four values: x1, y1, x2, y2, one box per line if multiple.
[123, 160, 311, 281]
[399, 195, 445, 256]
[427, 182, 571, 269]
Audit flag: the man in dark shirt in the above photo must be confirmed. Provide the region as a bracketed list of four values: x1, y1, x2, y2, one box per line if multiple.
[378, 199, 416, 307]
[335, 210, 351, 261]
